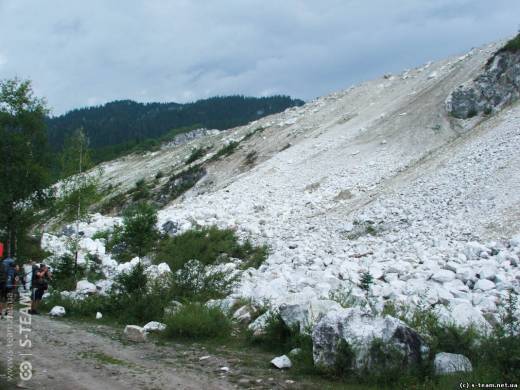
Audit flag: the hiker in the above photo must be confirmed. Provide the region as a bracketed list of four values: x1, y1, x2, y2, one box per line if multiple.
[0, 256, 15, 319]
[30, 263, 51, 315]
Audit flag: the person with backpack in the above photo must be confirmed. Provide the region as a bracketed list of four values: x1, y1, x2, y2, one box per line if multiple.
[29, 263, 51, 315]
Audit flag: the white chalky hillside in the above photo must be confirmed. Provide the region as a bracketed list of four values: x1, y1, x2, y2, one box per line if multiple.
[43, 39, 520, 329]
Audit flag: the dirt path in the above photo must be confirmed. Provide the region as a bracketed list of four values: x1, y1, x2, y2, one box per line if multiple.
[0, 308, 304, 390]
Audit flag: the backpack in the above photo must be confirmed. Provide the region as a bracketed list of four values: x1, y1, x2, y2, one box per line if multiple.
[30, 265, 39, 289]
[6, 266, 16, 288]
[0, 261, 5, 285]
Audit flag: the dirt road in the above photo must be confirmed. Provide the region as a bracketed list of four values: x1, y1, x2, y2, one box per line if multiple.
[0, 308, 301, 390]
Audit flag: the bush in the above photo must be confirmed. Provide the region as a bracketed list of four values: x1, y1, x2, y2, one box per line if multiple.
[156, 226, 267, 271]
[157, 165, 206, 204]
[333, 340, 355, 378]
[169, 259, 237, 302]
[212, 141, 239, 160]
[244, 150, 258, 165]
[164, 303, 232, 339]
[120, 202, 160, 258]
[50, 254, 86, 291]
[186, 147, 207, 164]
[502, 32, 520, 53]
[130, 179, 151, 201]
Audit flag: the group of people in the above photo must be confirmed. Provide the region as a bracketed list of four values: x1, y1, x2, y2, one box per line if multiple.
[0, 256, 52, 319]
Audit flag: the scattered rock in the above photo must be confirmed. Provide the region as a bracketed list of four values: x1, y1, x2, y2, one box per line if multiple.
[49, 306, 66, 317]
[76, 280, 97, 295]
[143, 321, 166, 332]
[279, 299, 341, 334]
[270, 355, 292, 369]
[248, 311, 272, 337]
[123, 325, 147, 343]
[232, 305, 254, 324]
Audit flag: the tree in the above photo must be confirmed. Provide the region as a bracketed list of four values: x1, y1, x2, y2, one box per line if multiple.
[121, 202, 159, 258]
[57, 127, 101, 222]
[0, 78, 51, 256]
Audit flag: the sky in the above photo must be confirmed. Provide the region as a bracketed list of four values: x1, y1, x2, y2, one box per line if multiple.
[0, 0, 519, 116]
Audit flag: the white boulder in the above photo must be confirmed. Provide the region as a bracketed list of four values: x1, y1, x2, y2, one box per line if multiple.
[431, 270, 456, 283]
[75, 280, 97, 294]
[248, 311, 272, 337]
[49, 306, 66, 317]
[96, 312, 102, 320]
[232, 305, 254, 324]
[270, 355, 292, 369]
[279, 299, 342, 334]
[473, 279, 495, 292]
[446, 303, 490, 330]
[143, 321, 167, 332]
[312, 308, 428, 369]
[124, 325, 147, 342]
[434, 352, 472, 375]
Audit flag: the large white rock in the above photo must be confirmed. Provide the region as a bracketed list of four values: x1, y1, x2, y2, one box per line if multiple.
[434, 352, 472, 374]
[76, 280, 97, 294]
[124, 325, 147, 342]
[446, 303, 490, 330]
[232, 305, 254, 324]
[96, 312, 102, 320]
[312, 308, 428, 369]
[473, 279, 495, 291]
[279, 299, 342, 333]
[431, 270, 456, 283]
[270, 355, 292, 369]
[49, 306, 66, 317]
[248, 311, 272, 337]
[143, 321, 167, 332]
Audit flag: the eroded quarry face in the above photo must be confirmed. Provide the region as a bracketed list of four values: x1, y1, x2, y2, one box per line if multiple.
[44, 39, 520, 330]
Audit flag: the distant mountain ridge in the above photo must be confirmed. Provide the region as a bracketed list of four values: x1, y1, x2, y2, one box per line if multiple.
[46, 95, 304, 153]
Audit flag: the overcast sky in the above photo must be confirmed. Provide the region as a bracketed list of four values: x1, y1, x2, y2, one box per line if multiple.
[0, 0, 519, 115]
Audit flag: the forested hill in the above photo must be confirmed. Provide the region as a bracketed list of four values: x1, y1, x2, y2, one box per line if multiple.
[46, 95, 304, 158]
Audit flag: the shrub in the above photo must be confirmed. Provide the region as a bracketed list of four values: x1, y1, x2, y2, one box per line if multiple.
[186, 147, 207, 164]
[98, 192, 126, 214]
[168, 259, 238, 302]
[113, 262, 148, 295]
[164, 303, 232, 339]
[244, 150, 258, 165]
[502, 32, 520, 53]
[157, 165, 205, 204]
[212, 141, 239, 160]
[50, 254, 86, 291]
[120, 202, 160, 258]
[156, 226, 267, 271]
[130, 179, 151, 201]
[333, 340, 355, 378]
[359, 271, 373, 294]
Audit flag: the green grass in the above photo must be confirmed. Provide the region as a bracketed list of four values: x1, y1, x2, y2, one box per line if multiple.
[78, 351, 132, 367]
[164, 303, 232, 340]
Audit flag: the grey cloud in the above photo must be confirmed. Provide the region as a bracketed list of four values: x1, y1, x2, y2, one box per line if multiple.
[0, 0, 519, 115]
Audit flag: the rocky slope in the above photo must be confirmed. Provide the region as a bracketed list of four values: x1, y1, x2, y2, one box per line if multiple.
[43, 38, 520, 331]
